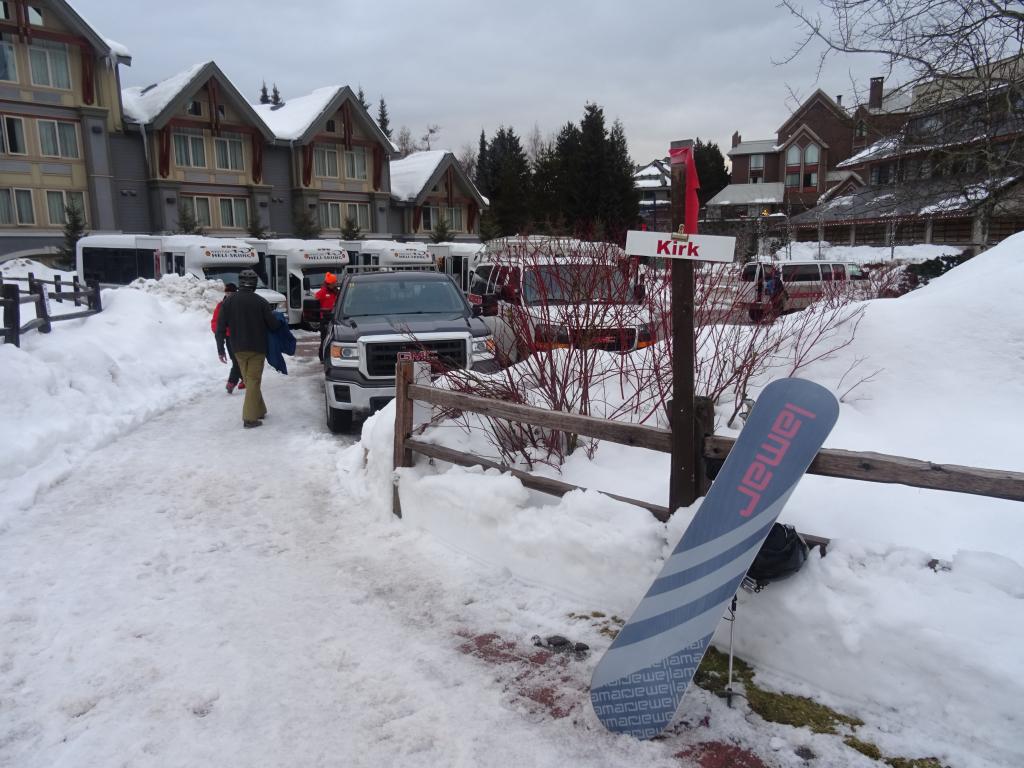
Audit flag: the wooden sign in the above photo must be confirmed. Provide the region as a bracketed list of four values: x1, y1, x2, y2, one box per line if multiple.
[626, 229, 736, 263]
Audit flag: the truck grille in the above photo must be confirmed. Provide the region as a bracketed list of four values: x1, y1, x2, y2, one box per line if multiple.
[365, 339, 467, 377]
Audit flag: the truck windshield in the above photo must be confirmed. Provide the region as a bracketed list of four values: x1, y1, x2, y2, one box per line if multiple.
[303, 267, 340, 289]
[340, 279, 467, 317]
[205, 267, 267, 288]
[522, 264, 632, 305]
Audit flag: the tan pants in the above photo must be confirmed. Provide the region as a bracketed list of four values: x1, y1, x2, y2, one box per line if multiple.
[234, 352, 268, 423]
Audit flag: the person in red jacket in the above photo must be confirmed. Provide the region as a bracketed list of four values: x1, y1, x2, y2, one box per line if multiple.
[211, 282, 244, 393]
[315, 273, 340, 359]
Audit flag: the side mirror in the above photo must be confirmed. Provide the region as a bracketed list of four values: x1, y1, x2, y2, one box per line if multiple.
[471, 304, 483, 318]
[303, 277, 311, 290]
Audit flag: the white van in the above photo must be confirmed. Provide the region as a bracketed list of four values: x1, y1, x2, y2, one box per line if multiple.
[468, 237, 653, 363]
[427, 242, 483, 292]
[255, 239, 349, 326]
[76, 234, 286, 310]
[733, 259, 870, 321]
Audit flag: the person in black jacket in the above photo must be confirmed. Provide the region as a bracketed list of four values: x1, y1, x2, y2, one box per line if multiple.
[215, 270, 282, 428]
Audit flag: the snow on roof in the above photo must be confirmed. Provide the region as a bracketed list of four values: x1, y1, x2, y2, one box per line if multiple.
[635, 177, 666, 189]
[251, 86, 340, 141]
[728, 139, 777, 157]
[706, 182, 785, 207]
[122, 62, 209, 125]
[389, 151, 450, 201]
[103, 37, 131, 59]
[836, 136, 901, 168]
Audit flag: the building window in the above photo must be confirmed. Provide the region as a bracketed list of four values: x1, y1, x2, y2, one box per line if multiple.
[37, 120, 79, 159]
[326, 119, 337, 133]
[421, 206, 434, 230]
[46, 190, 85, 226]
[786, 145, 801, 165]
[345, 202, 371, 230]
[28, 6, 42, 25]
[855, 121, 867, 139]
[421, 205, 464, 231]
[214, 136, 244, 171]
[344, 147, 367, 180]
[785, 172, 800, 188]
[0, 188, 35, 225]
[186, 100, 202, 117]
[319, 201, 342, 229]
[218, 198, 248, 228]
[804, 144, 819, 164]
[180, 196, 212, 227]
[216, 104, 225, 118]
[0, 115, 26, 154]
[0, 34, 16, 82]
[749, 154, 764, 170]
[803, 171, 818, 188]
[173, 133, 206, 168]
[314, 145, 339, 177]
[29, 40, 71, 90]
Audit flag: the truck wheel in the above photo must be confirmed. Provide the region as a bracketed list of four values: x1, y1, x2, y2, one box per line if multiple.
[325, 394, 353, 433]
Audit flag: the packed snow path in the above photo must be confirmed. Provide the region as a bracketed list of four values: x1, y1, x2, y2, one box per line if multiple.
[1, 348, 686, 768]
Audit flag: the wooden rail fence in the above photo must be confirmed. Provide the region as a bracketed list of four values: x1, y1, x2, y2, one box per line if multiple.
[0, 272, 102, 347]
[392, 361, 1024, 546]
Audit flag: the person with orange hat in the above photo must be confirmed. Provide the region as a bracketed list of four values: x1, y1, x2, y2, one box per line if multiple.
[315, 273, 340, 359]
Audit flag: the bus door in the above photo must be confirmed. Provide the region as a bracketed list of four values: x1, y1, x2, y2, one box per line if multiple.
[275, 255, 288, 296]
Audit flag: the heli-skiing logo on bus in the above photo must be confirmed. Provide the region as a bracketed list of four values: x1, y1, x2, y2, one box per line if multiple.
[207, 248, 255, 260]
[737, 402, 817, 517]
[393, 251, 430, 261]
[303, 249, 346, 262]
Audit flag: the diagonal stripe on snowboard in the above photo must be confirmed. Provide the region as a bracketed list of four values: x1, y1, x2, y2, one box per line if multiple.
[590, 378, 839, 739]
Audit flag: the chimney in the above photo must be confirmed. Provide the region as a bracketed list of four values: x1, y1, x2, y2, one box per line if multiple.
[731, 131, 741, 148]
[869, 77, 884, 109]
[836, 94, 842, 106]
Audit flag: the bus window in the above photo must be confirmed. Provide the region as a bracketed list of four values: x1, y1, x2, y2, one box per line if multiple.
[832, 264, 846, 280]
[820, 264, 835, 281]
[781, 264, 822, 282]
[173, 254, 185, 275]
[740, 263, 758, 282]
[848, 264, 867, 280]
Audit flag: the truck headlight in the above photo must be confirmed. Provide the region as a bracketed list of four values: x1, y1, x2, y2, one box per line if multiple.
[471, 335, 496, 361]
[329, 342, 360, 366]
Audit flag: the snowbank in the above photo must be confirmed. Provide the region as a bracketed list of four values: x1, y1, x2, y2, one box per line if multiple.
[337, 232, 1024, 767]
[0, 275, 225, 515]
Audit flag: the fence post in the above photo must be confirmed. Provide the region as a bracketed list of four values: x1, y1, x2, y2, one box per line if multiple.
[32, 278, 51, 334]
[54, 273, 63, 302]
[88, 279, 102, 312]
[2, 283, 20, 346]
[72, 275, 81, 306]
[392, 360, 416, 518]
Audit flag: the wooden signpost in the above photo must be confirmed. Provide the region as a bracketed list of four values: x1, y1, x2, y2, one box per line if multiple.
[626, 139, 737, 513]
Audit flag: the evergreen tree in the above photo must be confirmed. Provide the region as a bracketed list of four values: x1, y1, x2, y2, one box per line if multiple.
[259, 81, 270, 105]
[529, 141, 560, 232]
[429, 216, 452, 244]
[341, 217, 362, 240]
[293, 206, 321, 238]
[483, 126, 531, 236]
[553, 121, 583, 226]
[58, 201, 87, 262]
[176, 202, 204, 235]
[577, 103, 608, 235]
[474, 130, 489, 196]
[377, 97, 392, 139]
[271, 83, 282, 106]
[357, 86, 369, 111]
[601, 119, 640, 240]
[693, 138, 730, 208]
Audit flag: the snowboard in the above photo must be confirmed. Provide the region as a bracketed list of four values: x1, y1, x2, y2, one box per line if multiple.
[590, 377, 839, 740]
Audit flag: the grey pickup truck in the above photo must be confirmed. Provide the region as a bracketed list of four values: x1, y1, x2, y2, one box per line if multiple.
[321, 269, 498, 432]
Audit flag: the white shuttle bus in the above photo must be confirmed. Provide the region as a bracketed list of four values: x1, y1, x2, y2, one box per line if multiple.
[340, 239, 435, 270]
[76, 234, 286, 310]
[256, 239, 350, 326]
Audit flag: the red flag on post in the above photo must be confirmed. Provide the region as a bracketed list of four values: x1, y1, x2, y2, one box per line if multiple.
[668, 146, 700, 235]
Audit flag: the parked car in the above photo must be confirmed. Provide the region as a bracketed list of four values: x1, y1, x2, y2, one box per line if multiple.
[734, 260, 870, 321]
[321, 269, 497, 433]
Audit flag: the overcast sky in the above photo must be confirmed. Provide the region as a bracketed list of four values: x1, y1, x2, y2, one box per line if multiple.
[77, 0, 893, 163]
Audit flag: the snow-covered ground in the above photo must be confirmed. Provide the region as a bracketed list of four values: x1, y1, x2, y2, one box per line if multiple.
[1, 241, 1022, 767]
[774, 241, 963, 264]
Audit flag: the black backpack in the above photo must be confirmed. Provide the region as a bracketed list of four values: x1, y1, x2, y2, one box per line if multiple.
[746, 523, 809, 590]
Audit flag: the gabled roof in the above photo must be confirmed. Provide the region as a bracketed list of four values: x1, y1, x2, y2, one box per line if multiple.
[634, 159, 670, 188]
[252, 86, 398, 152]
[121, 61, 274, 140]
[728, 139, 777, 157]
[777, 89, 851, 135]
[390, 150, 488, 208]
[706, 182, 785, 207]
[776, 123, 830, 152]
[47, 0, 131, 65]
